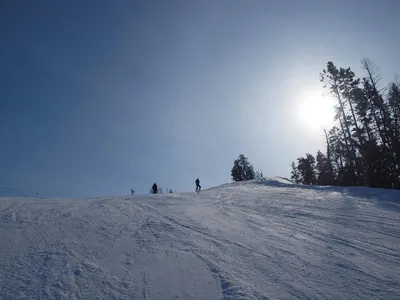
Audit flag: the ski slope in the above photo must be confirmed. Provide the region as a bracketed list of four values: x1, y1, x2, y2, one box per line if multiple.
[0, 177, 399, 299]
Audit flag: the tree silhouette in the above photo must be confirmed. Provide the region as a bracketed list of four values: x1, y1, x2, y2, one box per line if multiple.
[231, 154, 255, 182]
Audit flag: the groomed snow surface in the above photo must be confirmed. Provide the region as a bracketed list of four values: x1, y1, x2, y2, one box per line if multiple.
[1, 177, 399, 299]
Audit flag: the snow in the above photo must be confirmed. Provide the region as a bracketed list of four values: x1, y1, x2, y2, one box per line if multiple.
[0, 178, 399, 299]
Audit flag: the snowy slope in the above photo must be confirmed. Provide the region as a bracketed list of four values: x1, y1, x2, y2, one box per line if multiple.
[0, 179, 399, 299]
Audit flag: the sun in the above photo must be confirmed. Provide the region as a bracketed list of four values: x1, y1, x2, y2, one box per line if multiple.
[296, 88, 335, 130]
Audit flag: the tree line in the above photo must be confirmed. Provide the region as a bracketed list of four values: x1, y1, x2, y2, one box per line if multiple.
[291, 59, 400, 189]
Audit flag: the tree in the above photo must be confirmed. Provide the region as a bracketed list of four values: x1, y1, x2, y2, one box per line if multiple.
[297, 154, 316, 185]
[388, 83, 400, 138]
[315, 151, 334, 185]
[320, 62, 361, 184]
[255, 170, 264, 179]
[361, 59, 398, 188]
[388, 83, 400, 174]
[322, 127, 335, 184]
[231, 154, 255, 182]
[290, 162, 301, 184]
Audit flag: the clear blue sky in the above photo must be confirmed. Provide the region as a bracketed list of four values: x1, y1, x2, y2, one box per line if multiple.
[1, 0, 399, 197]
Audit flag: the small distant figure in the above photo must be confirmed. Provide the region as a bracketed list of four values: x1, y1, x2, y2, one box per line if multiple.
[169, 189, 173, 194]
[195, 178, 201, 193]
[152, 183, 158, 194]
[131, 189, 135, 195]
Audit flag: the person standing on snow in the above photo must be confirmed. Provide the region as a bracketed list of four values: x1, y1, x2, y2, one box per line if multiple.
[152, 183, 158, 194]
[195, 178, 201, 193]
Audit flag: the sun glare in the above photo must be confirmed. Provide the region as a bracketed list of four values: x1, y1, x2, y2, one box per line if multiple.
[296, 89, 335, 130]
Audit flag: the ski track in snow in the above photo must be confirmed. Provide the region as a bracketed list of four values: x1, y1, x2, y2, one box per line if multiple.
[0, 178, 400, 299]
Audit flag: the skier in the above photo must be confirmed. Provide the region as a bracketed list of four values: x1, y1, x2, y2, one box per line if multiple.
[152, 183, 158, 194]
[195, 178, 201, 193]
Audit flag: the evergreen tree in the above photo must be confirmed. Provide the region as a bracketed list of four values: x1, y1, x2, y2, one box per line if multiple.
[388, 83, 400, 175]
[388, 83, 400, 138]
[322, 127, 335, 184]
[231, 154, 256, 181]
[290, 162, 301, 184]
[296, 154, 316, 185]
[320, 62, 361, 185]
[255, 170, 264, 179]
[315, 151, 334, 185]
[361, 59, 398, 188]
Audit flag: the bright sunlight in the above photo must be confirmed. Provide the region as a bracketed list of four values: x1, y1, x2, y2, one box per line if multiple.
[296, 88, 336, 131]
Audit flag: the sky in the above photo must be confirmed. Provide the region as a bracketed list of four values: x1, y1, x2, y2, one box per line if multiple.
[1, 0, 399, 197]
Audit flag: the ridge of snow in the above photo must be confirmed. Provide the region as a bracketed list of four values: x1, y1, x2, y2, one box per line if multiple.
[0, 181, 399, 299]
[205, 176, 294, 191]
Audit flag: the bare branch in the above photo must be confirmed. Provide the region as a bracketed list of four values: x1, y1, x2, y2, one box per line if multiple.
[361, 58, 382, 87]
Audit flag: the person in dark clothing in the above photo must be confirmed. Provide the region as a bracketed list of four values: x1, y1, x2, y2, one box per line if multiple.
[195, 178, 201, 193]
[152, 183, 158, 194]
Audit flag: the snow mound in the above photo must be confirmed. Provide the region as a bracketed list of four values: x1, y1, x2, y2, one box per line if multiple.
[255, 176, 294, 186]
[206, 176, 294, 191]
[0, 181, 399, 299]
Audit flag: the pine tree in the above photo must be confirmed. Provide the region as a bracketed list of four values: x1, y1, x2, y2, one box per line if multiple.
[290, 162, 301, 184]
[322, 127, 335, 185]
[388, 83, 400, 139]
[296, 154, 316, 185]
[321, 63, 358, 184]
[315, 151, 334, 185]
[327, 126, 346, 185]
[255, 170, 264, 179]
[231, 154, 256, 181]
[388, 83, 400, 175]
[361, 59, 398, 188]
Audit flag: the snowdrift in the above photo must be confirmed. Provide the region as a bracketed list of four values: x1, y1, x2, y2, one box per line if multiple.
[0, 180, 399, 299]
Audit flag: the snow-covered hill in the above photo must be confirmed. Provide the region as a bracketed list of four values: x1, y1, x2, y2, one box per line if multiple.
[1, 178, 399, 299]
